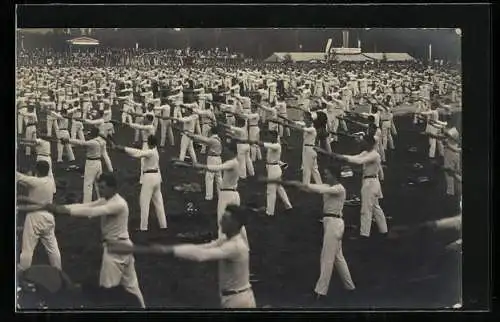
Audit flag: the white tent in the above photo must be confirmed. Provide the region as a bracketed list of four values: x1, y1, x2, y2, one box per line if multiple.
[66, 37, 100, 46]
[265, 52, 327, 63]
[363, 53, 416, 62]
[335, 54, 373, 62]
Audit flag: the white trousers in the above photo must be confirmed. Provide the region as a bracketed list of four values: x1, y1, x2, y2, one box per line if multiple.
[24, 125, 37, 156]
[200, 123, 211, 153]
[17, 114, 25, 135]
[139, 173, 167, 231]
[248, 126, 262, 161]
[46, 116, 59, 137]
[159, 120, 175, 146]
[134, 117, 144, 142]
[381, 127, 395, 151]
[19, 211, 62, 271]
[56, 130, 75, 162]
[360, 178, 387, 237]
[315, 217, 355, 295]
[83, 160, 103, 203]
[71, 121, 85, 141]
[179, 134, 198, 163]
[100, 242, 145, 308]
[266, 164, 292, 216]
[206, 156, 222, 200]
[237, 144, 254, 179]
[302, 146, 322, 185]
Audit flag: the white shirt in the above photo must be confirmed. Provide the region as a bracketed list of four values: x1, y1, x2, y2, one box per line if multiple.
[67, 194, 130, 242]
[345, 150, 384, 179]
[302, 126, 317, 146]
[173, 234, 251, 293]
[125, 147, 160, 171]
[208, 158, 239, 190]
[17, 172, 54, 204]
[179, 114, 199, 133]
[264, 142, 281, 163]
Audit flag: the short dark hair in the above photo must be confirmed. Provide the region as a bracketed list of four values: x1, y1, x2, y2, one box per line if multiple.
[363, 135, 376, 148]
[35, 160, 50, 176]
[97, 173, 118, 189]
[208, 125, 220, 137]
[325, 163, 342, 180]
[225, 204, 248, 227]
[147, 135, 158, 147]
[145, 114, 154, 122]
[268, 130, 278, 142]
[235, 117, 246, 127]
[367, 115, 375, 124]
[226, 138, 238, 153]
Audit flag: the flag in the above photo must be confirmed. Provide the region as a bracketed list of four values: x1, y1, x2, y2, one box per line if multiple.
[358, 39, 361, 49]
[428, 44, 432, 62]
[136, 43, 139, 50]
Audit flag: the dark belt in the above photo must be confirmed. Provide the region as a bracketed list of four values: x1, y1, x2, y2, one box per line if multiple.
[266, 162, 279, 165]
[221, 286, 252, 297]
[323, 213, 343, 219]
[363, 175, 378, 179]
[220, 188, 236, 192]
[59, 128, 68, 130]
[103, 237, 129, 244]
[207, 153, 221, 157]
[37, 153, 50, 157]
[87, 157, 101, 161]
[304, 144, 314, 147]
[249, 124, 259, 127]
[26, 123, 37, 127]
[143, 169, 159, 174]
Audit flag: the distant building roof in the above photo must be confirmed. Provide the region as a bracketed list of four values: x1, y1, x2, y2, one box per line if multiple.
[265, 52, 327, 62]
[67, 37, 100, 46]
[265, 51, 416, 63]
[363, 53, 416, 61]
[336, 54, 372, 62]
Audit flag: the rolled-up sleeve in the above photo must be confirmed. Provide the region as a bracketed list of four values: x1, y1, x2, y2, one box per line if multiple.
[207, 161, 232, 172]
[306, 184, 343, 195]
[124, 147, 154, 158]
[345, 152, 375, 165]
[173, 241, 238, 262]
[69, 199, 123, 218]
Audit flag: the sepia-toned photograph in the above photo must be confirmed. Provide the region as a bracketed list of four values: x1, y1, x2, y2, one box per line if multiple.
[16, 25, 463, 311]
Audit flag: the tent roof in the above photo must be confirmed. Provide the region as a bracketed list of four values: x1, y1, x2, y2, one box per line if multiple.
[336, 54, 373, 62]
[363, 53, 416, 61]
[265, 52, 327, 62]
[67, 37, 100, 46]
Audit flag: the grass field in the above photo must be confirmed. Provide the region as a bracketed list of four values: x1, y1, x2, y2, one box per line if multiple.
[16, 103, 462, 309]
